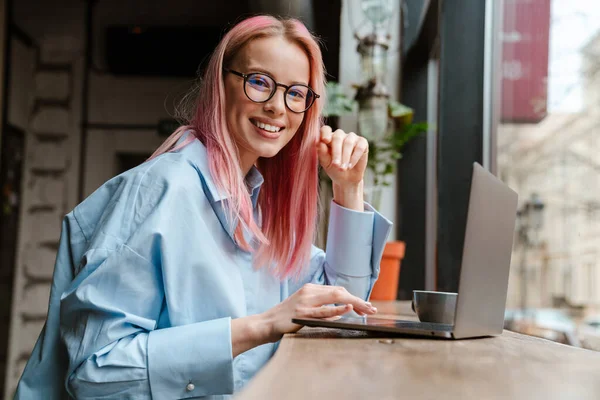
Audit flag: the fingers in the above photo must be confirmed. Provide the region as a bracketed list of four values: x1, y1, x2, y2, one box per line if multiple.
[311, 304, 353, 319]
[329, 129, 345, 168]
[341, 132, 358, 170]
[319, 125, 346, 168]
[311, 286, 377, 315]
[348, 137, 369, 169]
[319, 126, 367, 171]
[320, 125, 333, 144]
[317, 142, 332, 168]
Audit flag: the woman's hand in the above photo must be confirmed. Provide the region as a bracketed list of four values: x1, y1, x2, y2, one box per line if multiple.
[317, 125, 369, 186]
[260, 283, 377, 343]
[317, 125, 369, 211]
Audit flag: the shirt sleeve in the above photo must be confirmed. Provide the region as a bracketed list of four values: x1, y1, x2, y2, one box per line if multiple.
[289, 200, 393, 300]
[60, 177, 234, 399]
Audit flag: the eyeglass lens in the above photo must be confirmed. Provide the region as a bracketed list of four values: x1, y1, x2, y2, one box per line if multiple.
[245, 73, 315, 113]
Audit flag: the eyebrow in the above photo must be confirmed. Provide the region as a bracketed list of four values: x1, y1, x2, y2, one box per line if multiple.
[246, 65, 309, 87]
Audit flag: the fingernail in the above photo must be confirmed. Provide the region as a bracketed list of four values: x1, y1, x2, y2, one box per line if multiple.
[333, 159, 340, 165]
[341, 163, 347, 169]
[365, 302, 372, 306]
[348, 163, 353, 169]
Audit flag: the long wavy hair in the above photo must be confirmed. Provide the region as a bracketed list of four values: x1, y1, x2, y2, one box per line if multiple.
[148, 15, 325, 280]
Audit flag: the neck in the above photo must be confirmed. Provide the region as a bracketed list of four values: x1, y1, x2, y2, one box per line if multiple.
[239, 149, 258, 177]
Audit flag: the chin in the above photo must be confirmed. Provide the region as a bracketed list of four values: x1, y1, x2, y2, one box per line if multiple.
[253, 143, 283, 159]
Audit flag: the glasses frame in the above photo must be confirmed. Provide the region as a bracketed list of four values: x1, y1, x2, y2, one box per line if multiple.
[223, 68, 320, 113]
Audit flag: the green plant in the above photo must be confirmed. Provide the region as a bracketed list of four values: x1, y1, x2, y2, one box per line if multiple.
[369, 101, 427, 187]
[322, 81, 357, 117]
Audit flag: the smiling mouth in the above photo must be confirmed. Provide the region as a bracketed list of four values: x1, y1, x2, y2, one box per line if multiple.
[250, 119, 284, 133]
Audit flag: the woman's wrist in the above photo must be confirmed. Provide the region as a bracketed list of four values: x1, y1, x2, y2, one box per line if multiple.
[231, 314, 275, 357]
[332, 180, 364, 212]
[257, 309, 282, 343]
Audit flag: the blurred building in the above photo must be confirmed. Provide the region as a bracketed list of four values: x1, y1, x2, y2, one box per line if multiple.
[499, 31, 600, 310]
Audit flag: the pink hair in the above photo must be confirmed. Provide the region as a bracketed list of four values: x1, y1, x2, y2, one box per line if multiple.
[148, 15, 326, 280]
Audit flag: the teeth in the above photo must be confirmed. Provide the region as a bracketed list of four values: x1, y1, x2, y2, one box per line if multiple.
[252, 119, 282, 133]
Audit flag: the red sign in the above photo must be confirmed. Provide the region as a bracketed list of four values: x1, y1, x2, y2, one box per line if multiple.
[501, 0, 551, 123]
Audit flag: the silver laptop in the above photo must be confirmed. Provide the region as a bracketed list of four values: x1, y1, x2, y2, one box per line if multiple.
[293, 162, 519, 339]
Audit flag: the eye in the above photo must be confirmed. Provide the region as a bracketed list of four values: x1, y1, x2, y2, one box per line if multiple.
[288, 86, 307, 100]
[247, 74, 272, 90]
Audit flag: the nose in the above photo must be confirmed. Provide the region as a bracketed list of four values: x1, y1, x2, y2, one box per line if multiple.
[263, 86, 286, 115]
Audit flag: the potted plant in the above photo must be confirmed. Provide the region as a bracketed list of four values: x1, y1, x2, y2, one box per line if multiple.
[322, 81, 427, 300]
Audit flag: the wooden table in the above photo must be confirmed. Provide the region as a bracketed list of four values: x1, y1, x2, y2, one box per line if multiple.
[236, 301, 600, 400]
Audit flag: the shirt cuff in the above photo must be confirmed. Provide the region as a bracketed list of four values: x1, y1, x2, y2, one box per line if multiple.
[147, 317, 234, 398]
[365, 201, 394, 280]
[325, 200, 393, 278]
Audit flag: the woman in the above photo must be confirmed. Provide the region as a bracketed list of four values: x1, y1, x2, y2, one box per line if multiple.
[15, 15, 392, 399]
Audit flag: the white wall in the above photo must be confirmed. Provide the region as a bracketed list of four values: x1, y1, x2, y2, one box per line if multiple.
[338, 0, 402, 239]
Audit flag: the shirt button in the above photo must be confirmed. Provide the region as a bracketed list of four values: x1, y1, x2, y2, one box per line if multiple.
[186, 383, 195, 392]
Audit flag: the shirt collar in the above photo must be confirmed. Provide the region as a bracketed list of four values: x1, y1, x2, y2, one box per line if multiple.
[176, 131, 264, 204]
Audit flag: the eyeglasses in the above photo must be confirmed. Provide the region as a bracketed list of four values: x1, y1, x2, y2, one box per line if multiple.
[224, 68, 320, 113]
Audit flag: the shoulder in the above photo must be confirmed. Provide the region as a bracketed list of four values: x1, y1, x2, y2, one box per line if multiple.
[117, 150, 209, 218]
[133, 151, 202, 195]
[73, 150, 207, 244]
[101, 151, 203, 208]
[137, 135, 213, 196]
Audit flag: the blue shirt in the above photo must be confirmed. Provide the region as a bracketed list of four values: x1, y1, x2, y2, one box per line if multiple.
[14, 135, 392, 399]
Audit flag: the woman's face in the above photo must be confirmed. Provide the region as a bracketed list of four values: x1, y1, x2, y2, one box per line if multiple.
[224, 36, 311, 173]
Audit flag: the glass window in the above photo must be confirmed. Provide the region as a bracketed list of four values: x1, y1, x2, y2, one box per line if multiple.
[497, 0, 600, 349]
